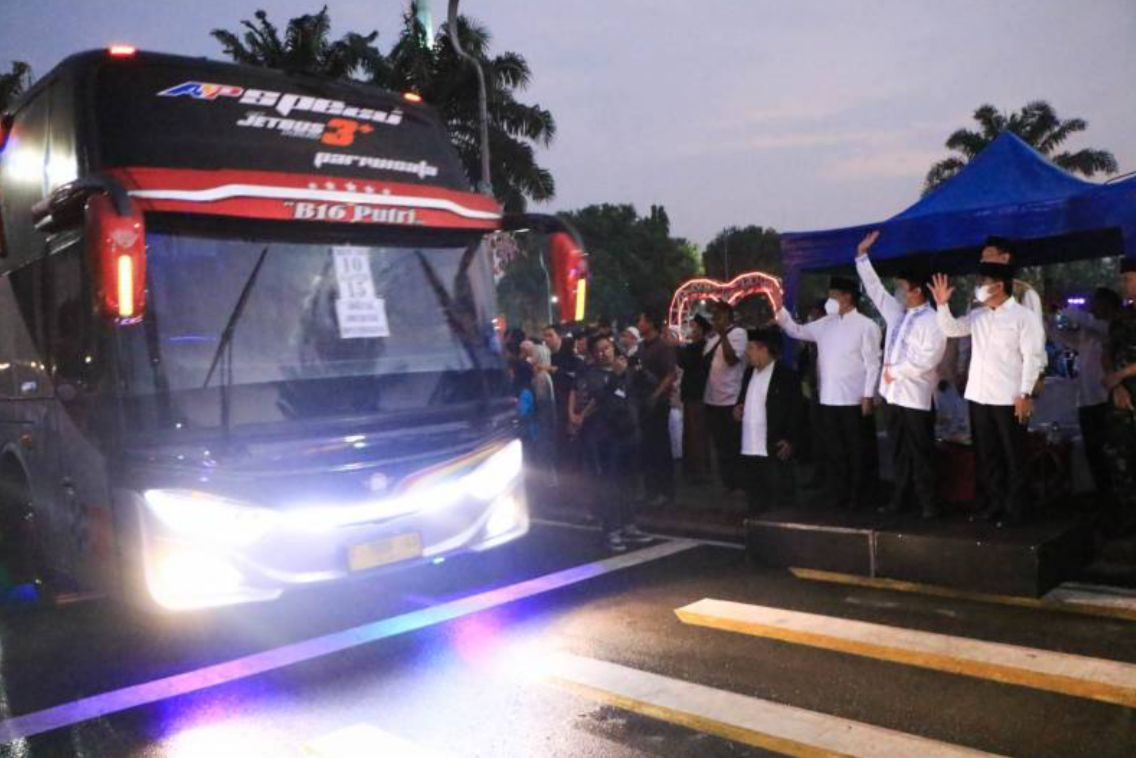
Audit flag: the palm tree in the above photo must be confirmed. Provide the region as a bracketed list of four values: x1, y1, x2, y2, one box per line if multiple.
[211, 5, 555, 212]
[924, 101, 1118, 193]
[211, 7, 385, 80]
[378, 7, 555, 212]
[0, 61, 33, 113]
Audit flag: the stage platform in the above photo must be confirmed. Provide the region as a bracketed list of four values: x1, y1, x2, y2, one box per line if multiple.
[745, 507, 1095, 597]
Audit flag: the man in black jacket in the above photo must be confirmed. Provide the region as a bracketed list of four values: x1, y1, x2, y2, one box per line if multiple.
[734, 328, 804, 515]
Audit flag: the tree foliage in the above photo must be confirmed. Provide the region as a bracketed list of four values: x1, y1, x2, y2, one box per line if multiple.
[211, 7, 384, 79]
[212, 4, 554, 211]
[0, 61, 33, 113]
[702, 225, 782, 280]
[924, 101, 1118, 193]
[558, 204, 700, 324]
[375, 6, 555, 212]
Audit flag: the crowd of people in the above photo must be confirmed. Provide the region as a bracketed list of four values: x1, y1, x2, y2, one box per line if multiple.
[504, 233, 1136, 551]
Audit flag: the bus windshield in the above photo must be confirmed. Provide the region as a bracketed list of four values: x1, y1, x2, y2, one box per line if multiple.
[119, 226, 507, 429]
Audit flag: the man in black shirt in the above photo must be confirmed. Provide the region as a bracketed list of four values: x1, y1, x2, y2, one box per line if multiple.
[569, 335, 646, 551]
[1103, 259, 1136, 535]
[543, 324, 582, 483]
[679, 314, 712, 483]
[635, 309, 679, 508]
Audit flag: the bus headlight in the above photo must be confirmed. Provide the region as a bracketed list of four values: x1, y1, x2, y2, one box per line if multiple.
[144, 489, 279, 545]
[484, 493, 525, 539]
[463, 440, 523, 501]
[148, 548, 245, 610]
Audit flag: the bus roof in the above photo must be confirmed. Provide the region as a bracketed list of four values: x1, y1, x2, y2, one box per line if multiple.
[5, 49, 501, 233]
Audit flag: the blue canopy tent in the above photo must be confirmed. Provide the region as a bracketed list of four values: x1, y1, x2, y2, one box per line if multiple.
[780, 132, 1135, 306]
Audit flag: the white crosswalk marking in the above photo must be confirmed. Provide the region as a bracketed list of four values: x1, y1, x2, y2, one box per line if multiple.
[676, 598, 1136, 707]
[544, 652, 1001, 757]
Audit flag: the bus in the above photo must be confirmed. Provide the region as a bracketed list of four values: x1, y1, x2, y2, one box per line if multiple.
[0, 48, 587, 611]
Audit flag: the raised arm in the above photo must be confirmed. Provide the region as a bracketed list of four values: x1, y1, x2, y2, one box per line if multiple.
[854, 231, 904, 325]
[931, 274, 972, 338]
[768, 286, 817, 343]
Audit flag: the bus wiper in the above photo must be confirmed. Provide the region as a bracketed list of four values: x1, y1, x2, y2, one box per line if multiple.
[414, 249, 489, 411]
[202, 246, 271, 432]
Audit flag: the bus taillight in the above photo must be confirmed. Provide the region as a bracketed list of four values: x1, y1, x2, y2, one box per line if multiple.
[117, 254, 136, 318]
[549, 231, 588, 324]
[85, 194, 146, 323]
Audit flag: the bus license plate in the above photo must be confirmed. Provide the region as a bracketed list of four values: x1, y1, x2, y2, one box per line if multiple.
[348, 533, 423, 572]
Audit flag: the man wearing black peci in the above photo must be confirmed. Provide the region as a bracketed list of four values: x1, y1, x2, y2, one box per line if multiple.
[773, 276, 882, 510]
[734, 328, 804, 515]
[855, 231, 947, 518]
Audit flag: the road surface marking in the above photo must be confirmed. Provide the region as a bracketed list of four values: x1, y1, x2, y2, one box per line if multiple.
[531, 517, 602, 532]
[532, 518, 746, 550]
[305, 723, 449, 757]
[791, 567, 1136, 622]
[675, 598, 1136, 708]
[543, 652, 999, 757]
[750, 520, 873, 536]
[0, 541, 696, 743]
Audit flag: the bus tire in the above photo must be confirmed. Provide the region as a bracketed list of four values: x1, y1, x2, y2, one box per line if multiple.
[0, 457, 50, 607]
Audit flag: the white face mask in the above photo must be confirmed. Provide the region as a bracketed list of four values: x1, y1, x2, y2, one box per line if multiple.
[974, 284, 992, 303]
[824, 298, 840, 316]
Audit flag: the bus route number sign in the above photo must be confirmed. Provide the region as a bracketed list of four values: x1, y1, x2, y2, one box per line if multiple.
[333, 248, 390, 339]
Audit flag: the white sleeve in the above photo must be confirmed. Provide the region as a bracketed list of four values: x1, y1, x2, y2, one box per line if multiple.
[1019, 310, 1048, 395]
[856, 255, 904, 326]
[936, 303, 972, 338]
[1021, 286, 1043, 319]
[861, 319, 883, 397]
[775, 307, 816, 342]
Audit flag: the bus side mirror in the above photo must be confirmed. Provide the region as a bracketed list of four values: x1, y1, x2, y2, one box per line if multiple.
[548, 231, 587, 323]
[85, 194, 146, 324]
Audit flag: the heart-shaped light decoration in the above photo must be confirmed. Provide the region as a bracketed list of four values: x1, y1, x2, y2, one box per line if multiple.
[668, 270, 782, 327]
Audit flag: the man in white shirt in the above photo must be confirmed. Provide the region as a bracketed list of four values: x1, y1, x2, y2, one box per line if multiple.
[855, 231, 947, 518]
[1047, 288, 1123, 498]
[977, 236, 1046, 393]
[703, 300, 749, 491]
[772, 277, 882, 510]
[733, 328, 803, 515]
[931, 262, 1047, 527]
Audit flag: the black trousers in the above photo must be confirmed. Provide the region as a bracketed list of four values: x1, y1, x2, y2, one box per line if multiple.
[821, 404, 874, 508]
[1079, 403, 1112, 498]
[582, 430, 637, 533]
[706, 404, 743, 490]
[640, 401, 675, 501]
[969, 402, 1030, 520]
[741, 454, 795, 516]
[884, 401, 937, 512]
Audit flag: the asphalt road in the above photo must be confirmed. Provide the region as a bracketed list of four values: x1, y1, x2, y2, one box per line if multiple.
[1, 520, 1135, 756]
